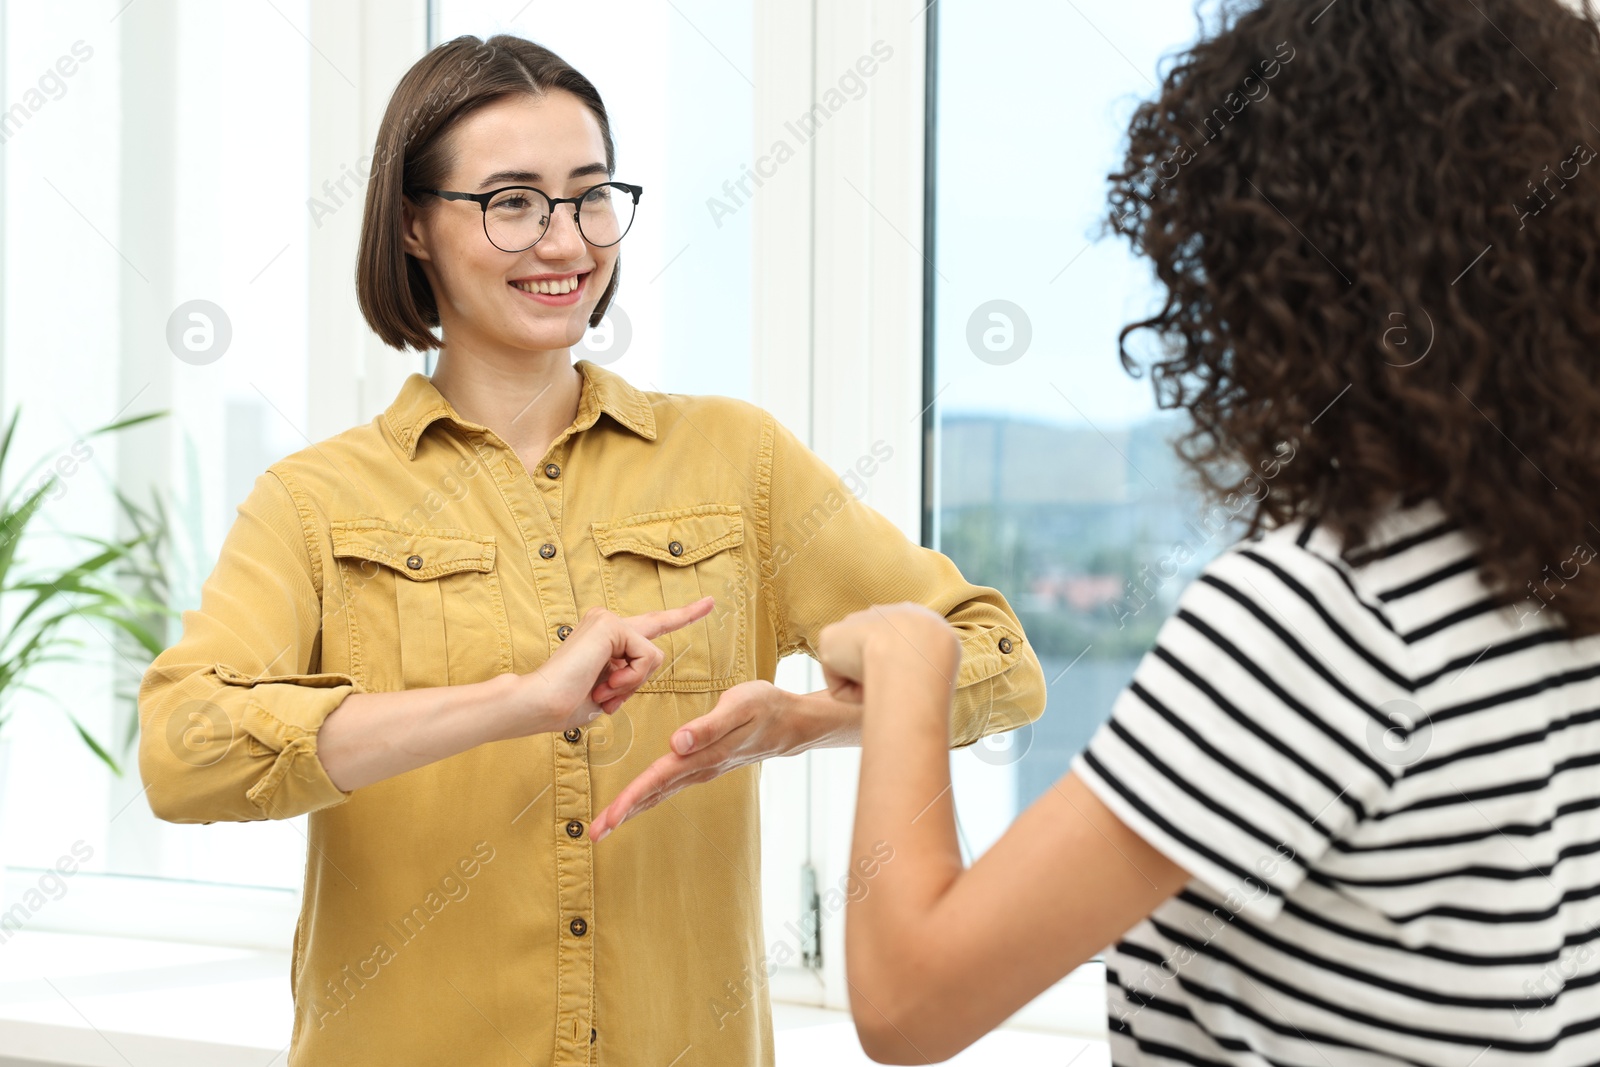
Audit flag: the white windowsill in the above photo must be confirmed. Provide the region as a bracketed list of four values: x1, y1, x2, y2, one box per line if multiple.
[0, 930, 1108, 1067]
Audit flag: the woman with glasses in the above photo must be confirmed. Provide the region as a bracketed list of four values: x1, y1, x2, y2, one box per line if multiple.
[827, 0, 1600, 1064]
[135, 33, 1045, 1067]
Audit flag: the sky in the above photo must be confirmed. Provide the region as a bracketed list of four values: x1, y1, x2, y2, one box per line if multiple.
[934, 0, 1217, 431]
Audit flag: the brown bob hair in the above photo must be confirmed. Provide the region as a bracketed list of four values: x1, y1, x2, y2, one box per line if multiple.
[356, 34, 620, 352]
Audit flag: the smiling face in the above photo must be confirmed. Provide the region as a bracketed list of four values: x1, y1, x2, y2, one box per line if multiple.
[400, 91, 619, 357]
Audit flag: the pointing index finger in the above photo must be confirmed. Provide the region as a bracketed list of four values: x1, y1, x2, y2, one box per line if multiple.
[624, 596, 715, 640]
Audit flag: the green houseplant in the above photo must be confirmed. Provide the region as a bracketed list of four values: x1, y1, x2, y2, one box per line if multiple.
[0, 407, 172, 781]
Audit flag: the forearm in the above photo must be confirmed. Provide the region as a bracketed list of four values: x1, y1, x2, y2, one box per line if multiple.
[783, 671, 1035, 757]
[318, 672, 529, 792]
[778, 687, 864, 752]
[846, 625, 965, 1058]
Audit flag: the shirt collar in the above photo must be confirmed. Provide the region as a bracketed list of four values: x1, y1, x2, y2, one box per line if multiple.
[385, 358, 658, 460]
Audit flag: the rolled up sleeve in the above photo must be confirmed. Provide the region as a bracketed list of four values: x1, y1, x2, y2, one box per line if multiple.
[758, 412, 1047, 747]
[137, 469, 356, 823]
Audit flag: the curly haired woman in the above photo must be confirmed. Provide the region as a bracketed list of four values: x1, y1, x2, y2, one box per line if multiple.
[829, 0, 1600, 1063]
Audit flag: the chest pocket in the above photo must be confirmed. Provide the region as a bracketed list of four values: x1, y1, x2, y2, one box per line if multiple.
[329, 519, 512, 693]
[591, 504, 748, 692]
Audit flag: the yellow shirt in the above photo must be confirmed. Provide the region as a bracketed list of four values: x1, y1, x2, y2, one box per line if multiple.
[137, 359, 1046, 1066]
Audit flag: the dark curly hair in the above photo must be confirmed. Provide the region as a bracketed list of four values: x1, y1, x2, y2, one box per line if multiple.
[1110, 0, 1600, 635]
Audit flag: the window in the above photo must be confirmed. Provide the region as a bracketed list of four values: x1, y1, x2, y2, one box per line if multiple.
[2, 1, 322, 916]
[929, 4, 1219, 865]
[909, 0, 1224, 1032]
[0, 0, 771, 945]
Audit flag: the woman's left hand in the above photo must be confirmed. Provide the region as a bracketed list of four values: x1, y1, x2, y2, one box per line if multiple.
[588, 680, 850, 841]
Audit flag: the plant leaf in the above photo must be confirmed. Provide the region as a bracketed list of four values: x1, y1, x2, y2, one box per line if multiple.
[62, 708, 122, 776]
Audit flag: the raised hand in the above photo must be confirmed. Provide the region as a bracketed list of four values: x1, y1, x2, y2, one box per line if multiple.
[519, 596, 716, 736]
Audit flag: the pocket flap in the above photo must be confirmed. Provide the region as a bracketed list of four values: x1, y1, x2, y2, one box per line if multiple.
[215, 663, 356, 688]
[330, 520, 495, 580]
[591, 504, 744, 567]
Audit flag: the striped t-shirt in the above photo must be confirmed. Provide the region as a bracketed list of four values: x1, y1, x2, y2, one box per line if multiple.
[1073, 500, 1600, 1065]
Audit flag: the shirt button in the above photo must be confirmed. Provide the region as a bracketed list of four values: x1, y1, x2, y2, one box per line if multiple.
[544, 462, 561, 479]
[566, 820, 584, 838]
[569, 917, 588, 937]
[557, 624, 574, 641]
[540, 543, 558, 559]
[405, 555, 423, 570]
[668, 540, 684, 557]
[998, 636, 1014, 654]
[564, 727, 582, 743]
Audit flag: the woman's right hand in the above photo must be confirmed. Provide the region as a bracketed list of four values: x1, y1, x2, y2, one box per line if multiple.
[515, 596, 715, 736]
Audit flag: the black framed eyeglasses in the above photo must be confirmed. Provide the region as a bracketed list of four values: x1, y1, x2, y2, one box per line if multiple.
[413, 181, 643, 252]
